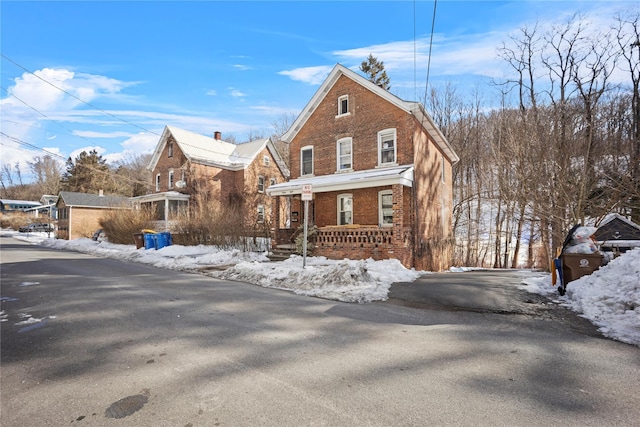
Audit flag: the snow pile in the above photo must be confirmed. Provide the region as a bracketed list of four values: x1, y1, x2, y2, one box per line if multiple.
[564, 248, 640, 346]
[217, 256, 425, 303]
[520, 248, 640, 346]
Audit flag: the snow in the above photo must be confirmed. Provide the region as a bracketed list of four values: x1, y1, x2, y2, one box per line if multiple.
[3, 229, 639, 347]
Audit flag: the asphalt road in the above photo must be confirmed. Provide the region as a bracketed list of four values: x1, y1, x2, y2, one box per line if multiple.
[1, 237, 639, 427]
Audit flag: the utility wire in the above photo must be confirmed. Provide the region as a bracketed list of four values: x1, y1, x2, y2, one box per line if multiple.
[1, 60, 263, 163]
[1, 54, 160, 136]
[423, 0, 438, 105]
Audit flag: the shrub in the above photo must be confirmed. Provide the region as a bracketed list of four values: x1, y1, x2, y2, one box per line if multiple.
[99, 207, 156, 244]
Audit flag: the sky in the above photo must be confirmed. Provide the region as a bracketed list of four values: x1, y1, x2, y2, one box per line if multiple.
[2, 228, 638, 347]
[1, 1, 638, 182]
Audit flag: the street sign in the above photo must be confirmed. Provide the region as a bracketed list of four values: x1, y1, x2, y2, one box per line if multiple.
[301, 184, 313, 201]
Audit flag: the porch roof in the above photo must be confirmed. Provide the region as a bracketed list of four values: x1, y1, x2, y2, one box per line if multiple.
[266, 165, 414, 196]
[130, 191, 191, 204]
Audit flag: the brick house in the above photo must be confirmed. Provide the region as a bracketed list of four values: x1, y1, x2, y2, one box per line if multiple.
[267, 64, 459, 271]
[56, 191, 129, 240]
[135, 125, 289, 232]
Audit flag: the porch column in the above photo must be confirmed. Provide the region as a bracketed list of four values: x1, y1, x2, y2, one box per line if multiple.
[165, 198, 170, 221]
[274, 195, 281, 244]
[392, 184, 409, 266]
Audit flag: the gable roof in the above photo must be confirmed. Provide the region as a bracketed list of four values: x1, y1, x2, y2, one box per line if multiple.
[148, 125, 290, 177]
[282, 63, 459, 164]
[56, 191, 129, 209]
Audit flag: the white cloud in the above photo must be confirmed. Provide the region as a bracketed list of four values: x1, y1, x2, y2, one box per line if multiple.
[233, 64, 252, 71]
[120, 132, 159, 153]
[278, 66, 333, 85]
[229, 88, 247, 97]
[69, 146, 106, 160]
[206, 89, 217, 96]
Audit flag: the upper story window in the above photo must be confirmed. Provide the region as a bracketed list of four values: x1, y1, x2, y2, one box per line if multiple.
[263, 155, 270, 167]
[337, 95, 349, 117]
[168, 141, 174, 158]
[378, 128, 397, 166]
[258, 176, 265, 193]
[301, 146, 314, 176]
[168, 169, 175, 189]
[379, 190, 393, 227]
[337, 137, 353, 171]
[337, 194, 353, 225]
[155, 174, 161, 192]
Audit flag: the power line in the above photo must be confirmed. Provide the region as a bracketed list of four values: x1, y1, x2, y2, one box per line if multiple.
[1, 54, 160, 136]
[424, 0, 438, 104]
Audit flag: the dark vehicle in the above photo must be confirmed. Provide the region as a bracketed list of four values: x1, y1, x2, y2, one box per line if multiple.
[18, 223, 54, 233]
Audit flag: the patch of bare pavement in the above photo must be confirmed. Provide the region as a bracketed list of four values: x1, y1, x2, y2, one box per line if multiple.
[383, 269, 603, 337]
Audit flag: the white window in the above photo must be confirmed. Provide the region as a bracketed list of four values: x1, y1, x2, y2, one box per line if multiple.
[155, 174, 161, 191]
[263, 155, 270, 167]
[258, 176, 265, 193]
[379, 190, 393, 227]
[337, 95, 349, 116]
[257, 205, 265, 223]
[378, 128, 397, 165]
[168, 170, 174, 189]
[168, 141, 173, 157]
[270, 178, 277, 186]
[337, 137, 352, 171]
[301, 146, 313, 176]
[337, 194, 353, 225]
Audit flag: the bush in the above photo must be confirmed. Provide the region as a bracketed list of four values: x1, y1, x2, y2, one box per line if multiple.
[99, 207, 156, 245]
[170, 201, 271, 251]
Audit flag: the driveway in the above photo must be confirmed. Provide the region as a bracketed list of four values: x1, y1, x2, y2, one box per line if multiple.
[384, 269, 603, 336]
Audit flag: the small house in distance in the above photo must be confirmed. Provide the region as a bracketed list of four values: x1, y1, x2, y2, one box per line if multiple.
[595, 213, 640, 254]
[56, 191, 129, 240]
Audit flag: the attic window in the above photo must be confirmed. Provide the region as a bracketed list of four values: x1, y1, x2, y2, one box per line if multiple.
[337, 95, 349, 117]
[263, 155, 270, 167]
[168, 141, 174, 158]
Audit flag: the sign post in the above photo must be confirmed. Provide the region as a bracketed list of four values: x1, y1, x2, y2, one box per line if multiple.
[301, 184, 313, 268]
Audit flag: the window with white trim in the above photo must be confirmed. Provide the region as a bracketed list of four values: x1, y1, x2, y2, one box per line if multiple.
[168, 170, 174, 189]
[257, 205, 265, 223]
[379, 190, 393, 226]
[337, 137, 352, 171]
[301, 146, 313, 176]
[337, 194, 353, 225]
[168, 141, 173, 157]
[155, 174, 161, 191]
[263, 155, 270, 167]
[378, 128, 397, 165]
[258, 176, 265, 193]
[337, 95, 349, 116]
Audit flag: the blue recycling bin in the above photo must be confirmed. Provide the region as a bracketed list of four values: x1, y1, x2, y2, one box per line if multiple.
[155, 232, 172, 249]
[143, 233, 157, 250]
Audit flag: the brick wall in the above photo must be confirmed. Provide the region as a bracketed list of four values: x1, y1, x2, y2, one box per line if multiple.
[290, 75, 415, 178]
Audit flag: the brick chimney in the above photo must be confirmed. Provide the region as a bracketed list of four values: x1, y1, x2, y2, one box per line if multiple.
[214, 131, 221, 141]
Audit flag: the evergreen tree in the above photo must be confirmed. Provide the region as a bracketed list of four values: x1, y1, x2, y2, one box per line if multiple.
[360, 54, 391, 90]
[61, 149, 112, 193]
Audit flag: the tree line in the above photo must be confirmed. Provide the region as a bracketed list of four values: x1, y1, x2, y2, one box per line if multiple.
[429, 11, 639, 268]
